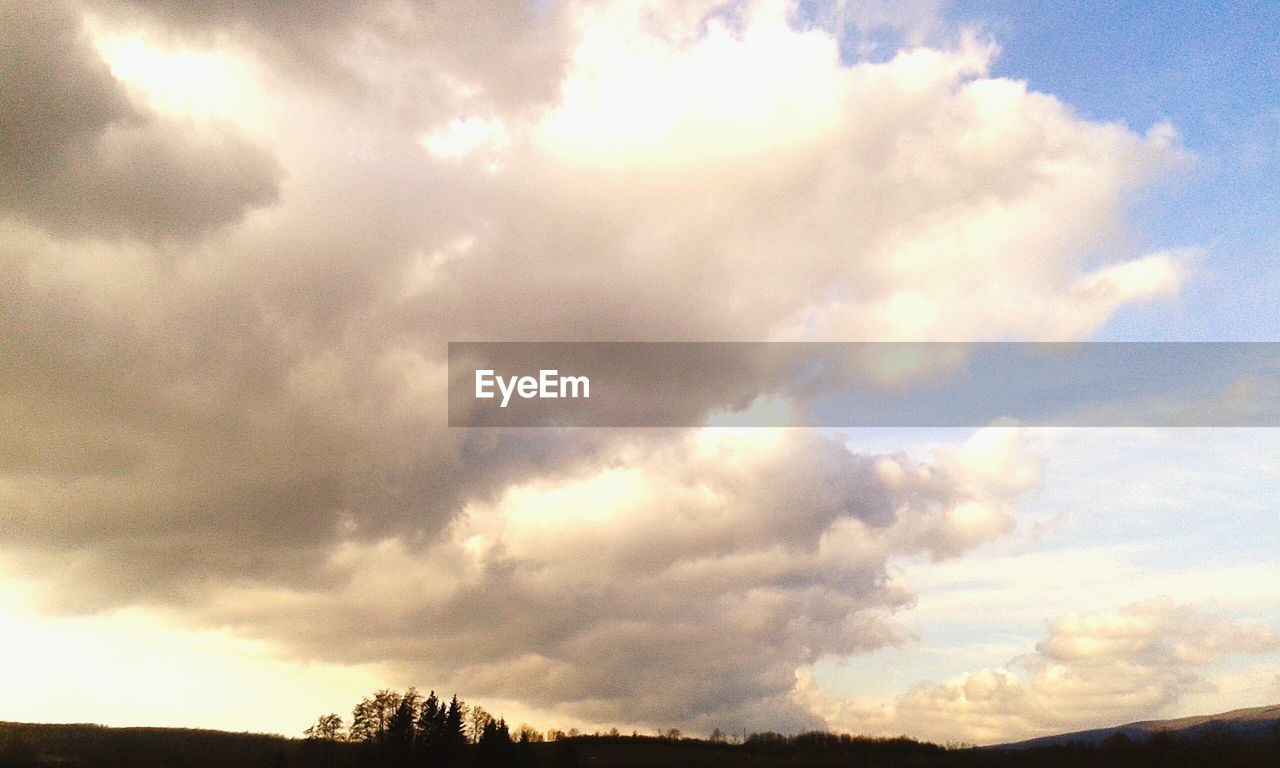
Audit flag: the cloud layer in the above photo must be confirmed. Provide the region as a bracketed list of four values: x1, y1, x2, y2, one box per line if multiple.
[802, 598, 1280, 744]
[1, 0, 1195, 736]
[0, 2, 280, 237]
[193, 428, 1032, 731]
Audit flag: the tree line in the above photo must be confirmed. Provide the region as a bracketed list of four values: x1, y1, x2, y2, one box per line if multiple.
[302, 689, 562, 768]
[3, 702, 1280, 768]
[305, 687, 700, 754]
[301, 687, 1280, 768]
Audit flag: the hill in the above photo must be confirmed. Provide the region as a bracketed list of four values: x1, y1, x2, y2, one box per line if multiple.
[999, 703, 1280, 750]
[0, 721, 308, 768]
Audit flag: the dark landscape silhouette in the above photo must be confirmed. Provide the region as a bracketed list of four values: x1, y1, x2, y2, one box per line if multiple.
[3, 690, 1279, 768]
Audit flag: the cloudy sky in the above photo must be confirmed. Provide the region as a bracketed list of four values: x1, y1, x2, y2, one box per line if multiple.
[1, 0, 1278, 746]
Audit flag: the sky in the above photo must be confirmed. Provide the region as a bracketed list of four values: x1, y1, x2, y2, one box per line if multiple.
[1, 0, 1279, 747]
[942, 0, 1280, 341]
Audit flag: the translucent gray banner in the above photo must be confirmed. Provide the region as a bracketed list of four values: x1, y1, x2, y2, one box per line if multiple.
[447, 342, 1280, 427]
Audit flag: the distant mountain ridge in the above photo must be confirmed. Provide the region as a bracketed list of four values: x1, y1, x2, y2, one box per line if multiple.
[999, 703, 1280, 750]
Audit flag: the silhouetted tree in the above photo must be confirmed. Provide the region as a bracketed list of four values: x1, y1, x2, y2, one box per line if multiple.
[472, 718, 515, 768]
[439, 696, 467, 767]
[466, 706, 494, 745]
[351, 690, 402, 745]
[415, 691, 446, 758]
[515, 730, 537, 768]
[386, 688, 420, 766]
[304, 715, 345, 742]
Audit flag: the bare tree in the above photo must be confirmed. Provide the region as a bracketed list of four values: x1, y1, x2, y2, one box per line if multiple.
[467, 705, 495, 744]
[304, 714, 345, 741]
[350, 689, 401, 743]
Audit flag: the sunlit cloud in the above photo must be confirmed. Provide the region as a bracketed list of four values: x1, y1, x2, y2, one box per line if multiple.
[0, 0, 1261, 745]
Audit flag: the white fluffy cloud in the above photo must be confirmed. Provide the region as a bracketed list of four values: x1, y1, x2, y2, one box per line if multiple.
[802, 598, 1280, 744]
[436, 0, 1188, 344]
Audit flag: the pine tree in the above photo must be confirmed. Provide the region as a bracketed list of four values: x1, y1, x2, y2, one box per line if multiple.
[441, 695, 467, 767]
[474, 717, 514, 768]
[416, 691, 442, 747]
[388, 688, 420, 764]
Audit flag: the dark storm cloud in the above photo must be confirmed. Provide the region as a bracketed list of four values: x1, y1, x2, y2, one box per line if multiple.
[0, 1, 281, 237]
[0, 223, 662, 606]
